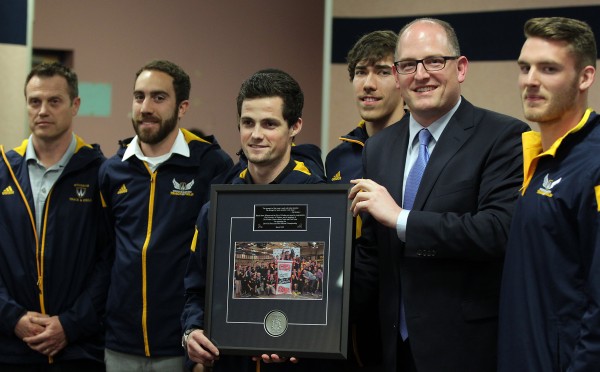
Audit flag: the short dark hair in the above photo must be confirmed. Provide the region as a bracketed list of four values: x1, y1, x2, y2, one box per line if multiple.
[346, 30, 398, 81]
[25, 62, 78, 102]
[135, 60, 191, 106]
[397, 18, 461, 58]
[236, 69, 303, 128]
[524, 17, 597, 70]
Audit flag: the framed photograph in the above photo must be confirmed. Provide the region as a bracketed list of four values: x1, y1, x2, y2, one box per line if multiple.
[204, 184, 352, 359]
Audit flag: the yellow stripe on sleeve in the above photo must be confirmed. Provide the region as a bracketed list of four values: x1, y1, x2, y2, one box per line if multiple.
[355, 214, 362, 239]
[191, 227, 199, 252]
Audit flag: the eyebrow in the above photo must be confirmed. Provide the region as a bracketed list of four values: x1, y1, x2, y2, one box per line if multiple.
[355, 64, 393, 70]
[133, 90, 170, 96]
[28, 94, 63, 101]
[398, 54, 448, 61]
[517, 59, 560, 66]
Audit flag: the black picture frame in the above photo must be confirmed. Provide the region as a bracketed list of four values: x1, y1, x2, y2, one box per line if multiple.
[204, 184, 352, 359]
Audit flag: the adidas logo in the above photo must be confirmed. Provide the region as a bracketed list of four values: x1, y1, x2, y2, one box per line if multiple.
[117, 184, 128, 194]
[2, 186, 15, 195]
[331, 171, 342, 181]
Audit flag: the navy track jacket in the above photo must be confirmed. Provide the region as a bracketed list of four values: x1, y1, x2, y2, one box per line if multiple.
[99, 129, 232, 357]
[0, 136, 110, 364]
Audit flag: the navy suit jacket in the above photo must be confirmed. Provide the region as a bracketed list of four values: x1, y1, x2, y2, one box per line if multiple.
[354, 98, 529, 372]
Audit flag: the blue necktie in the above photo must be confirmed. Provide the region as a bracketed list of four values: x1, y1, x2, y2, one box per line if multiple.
[403, 128, 432, 210]
[400, 128, 432, 340]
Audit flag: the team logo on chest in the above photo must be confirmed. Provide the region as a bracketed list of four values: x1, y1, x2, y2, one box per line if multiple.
[170, 178, 195, 197]
[76, 187, 86, 198]
[537, 174, 561, 198]
[70, 183, 93, 202]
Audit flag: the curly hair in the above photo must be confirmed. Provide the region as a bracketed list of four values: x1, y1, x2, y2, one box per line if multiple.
[346, 30, 398, 81]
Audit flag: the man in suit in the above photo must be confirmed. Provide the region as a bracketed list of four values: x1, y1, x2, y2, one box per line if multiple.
[349, 18, 529, 371]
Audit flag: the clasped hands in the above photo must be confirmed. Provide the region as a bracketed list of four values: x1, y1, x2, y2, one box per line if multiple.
[15, 311, 67, 357]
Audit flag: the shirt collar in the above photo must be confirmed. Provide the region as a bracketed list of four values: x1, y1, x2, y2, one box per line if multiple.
[122, 129, 190, 162]
[26, 133, 77, 169]
[408, 97, 461, 148]
[242, 159, 297, 184]
[520, 108, 593, 194]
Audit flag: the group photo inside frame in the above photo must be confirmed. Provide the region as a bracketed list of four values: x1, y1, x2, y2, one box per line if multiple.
[233, 241, 326, 300]
[205, 184, 352, 359]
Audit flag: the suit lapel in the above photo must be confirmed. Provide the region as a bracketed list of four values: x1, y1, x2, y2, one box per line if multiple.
[412, 99, 475, 210]
[382, 119, 410, 275]
[387, 117, 411, 207]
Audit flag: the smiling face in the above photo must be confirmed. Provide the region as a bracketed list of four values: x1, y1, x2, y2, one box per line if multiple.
[132, 69, 188, 155]
[353, 55, 405, 128]
[394, 21, 467, 126]
[239, 96, 301, 181]
[26, 75, 79, 143]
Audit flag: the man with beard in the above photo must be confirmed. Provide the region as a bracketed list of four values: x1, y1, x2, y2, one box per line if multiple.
[498, 17, 600, 371]
[99, 60, 232, 371]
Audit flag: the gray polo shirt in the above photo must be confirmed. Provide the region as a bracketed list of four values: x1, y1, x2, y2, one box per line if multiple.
[26, 134, 76, 236]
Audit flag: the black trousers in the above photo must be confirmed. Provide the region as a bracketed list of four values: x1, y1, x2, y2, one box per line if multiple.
[397, 338, 417, 372]
[0, 360, 105, 372]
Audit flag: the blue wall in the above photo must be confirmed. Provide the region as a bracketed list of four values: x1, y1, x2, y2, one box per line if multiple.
[0, 0, 28, 45]
[332, 6, 600, 63]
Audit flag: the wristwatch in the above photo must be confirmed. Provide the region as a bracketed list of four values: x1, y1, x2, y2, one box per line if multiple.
[182, 328, 199, 350]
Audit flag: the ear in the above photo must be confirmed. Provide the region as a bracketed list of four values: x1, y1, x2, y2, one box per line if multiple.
[456, 56, 469, 83]
[71, 97, 81, 116]
[178, 100, 190, 119]
[393, 67, 401, 88]
[289, 118, 302, 138]
[579, 65, 596, 91]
